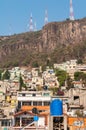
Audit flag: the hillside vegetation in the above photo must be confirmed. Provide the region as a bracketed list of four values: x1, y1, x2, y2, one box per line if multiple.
[0, 18, 86, 68]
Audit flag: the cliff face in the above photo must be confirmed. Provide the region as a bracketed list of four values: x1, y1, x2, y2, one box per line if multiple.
[0, 18, 86, 67]
[42, 18, 86, 51]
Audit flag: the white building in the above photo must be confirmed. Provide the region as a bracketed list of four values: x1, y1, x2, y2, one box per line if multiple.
[54, 59, 77, 79]
[13, 91, 52, 129]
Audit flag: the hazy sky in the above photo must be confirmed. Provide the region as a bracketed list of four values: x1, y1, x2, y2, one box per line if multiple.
[0, 0, 86, 36]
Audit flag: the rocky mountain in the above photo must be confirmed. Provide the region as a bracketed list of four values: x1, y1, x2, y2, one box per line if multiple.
[0, 18, 86, 68]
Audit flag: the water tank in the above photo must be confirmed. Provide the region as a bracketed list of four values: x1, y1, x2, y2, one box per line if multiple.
[50, 99, 63, 116]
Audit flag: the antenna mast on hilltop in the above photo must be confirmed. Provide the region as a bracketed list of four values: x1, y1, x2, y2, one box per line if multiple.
[9, 24, 12, 36]
[44, 10, 48, 25]
[34, 22, 37, 31]
[70, 0, 74, 20]
[29, 13, 34, 31]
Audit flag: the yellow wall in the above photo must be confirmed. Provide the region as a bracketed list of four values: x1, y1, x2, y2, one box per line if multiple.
[6, 96, 10, 102]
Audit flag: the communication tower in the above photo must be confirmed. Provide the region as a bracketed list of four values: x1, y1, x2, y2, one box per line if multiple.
[70, 0, 74, 20]
[29, 13, 34, 31]
[34, 22, 37, 31]
[9, 24, 12, 36]
[44, 10, 48, 25]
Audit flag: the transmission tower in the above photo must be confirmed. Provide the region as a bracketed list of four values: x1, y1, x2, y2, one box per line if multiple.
[29, 13, 34, 31]
[70, 0, 74, 20]
[9, 24, 12, 36]
[34, 22, 37, 31]
[44, 9, 48, 25]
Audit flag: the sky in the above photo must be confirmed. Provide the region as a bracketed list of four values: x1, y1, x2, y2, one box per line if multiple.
[0, 0, 86, 36]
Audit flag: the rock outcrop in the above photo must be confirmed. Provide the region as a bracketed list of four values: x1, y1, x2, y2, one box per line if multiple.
[0, 18, 86, 67]
[42, 18, 86, 51]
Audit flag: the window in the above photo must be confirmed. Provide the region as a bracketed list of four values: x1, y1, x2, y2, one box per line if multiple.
[15, 117, 20, 126]
[22, 118, 33, 127]
[1, 120, 10, 126]
[37, 102, 42, 106]
[22, 93, 26, 96]
[33, 102, 37, 106]
[32, 93, 36, 96]
[53, 117, 63, 129]
[22, 101, 31, 106]
[74, 96, 79, 100]
[44, 101, 50, 106]
[28, 101, 31, 106]
[18, 101, 21, 109]
[43, 93, 49, 96]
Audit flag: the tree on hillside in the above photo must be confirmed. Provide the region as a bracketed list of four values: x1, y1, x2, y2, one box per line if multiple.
[2, 70, 10, 80]
[77, 58, 83, 64]
[19, 74, 27, 91]
[74, 72, 84, 81]
[19, 74, 24, 91]
[55, 69, 67, 87]
[66, 76, 74, 89]
[32, 61, 39, 68]
[0, 69, 3, 80]
[74, 71, 86, 86]
[55, 69, 73, 89]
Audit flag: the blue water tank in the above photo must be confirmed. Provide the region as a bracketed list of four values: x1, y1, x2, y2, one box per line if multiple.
[50, 99, 63, 116]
